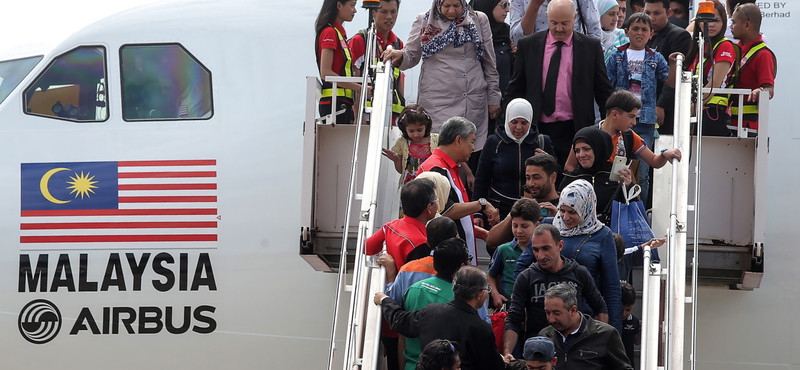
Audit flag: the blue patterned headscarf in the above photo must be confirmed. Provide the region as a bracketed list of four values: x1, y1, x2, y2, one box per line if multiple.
[554, 179, 604, 237]
[420, 0, 486, 60]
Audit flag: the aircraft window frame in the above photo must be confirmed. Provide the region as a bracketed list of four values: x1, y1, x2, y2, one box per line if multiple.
[22, 46, 109, 123]
[0, 55, 43, 107]
[119, 43, 214, 122]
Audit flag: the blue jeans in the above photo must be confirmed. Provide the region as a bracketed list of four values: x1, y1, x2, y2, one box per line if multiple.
[632, 121, 655, 205]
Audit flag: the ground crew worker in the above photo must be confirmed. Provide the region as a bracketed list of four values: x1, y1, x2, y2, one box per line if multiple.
[349, 0, 406, 122]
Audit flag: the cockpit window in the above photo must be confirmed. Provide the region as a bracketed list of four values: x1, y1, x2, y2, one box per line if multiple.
[0, 56, 42, 106]
[120, 44, 213, 121]
[24, 46, 107, 122]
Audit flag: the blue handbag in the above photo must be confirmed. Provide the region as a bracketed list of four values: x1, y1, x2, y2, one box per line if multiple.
[611, 184, 659, 261]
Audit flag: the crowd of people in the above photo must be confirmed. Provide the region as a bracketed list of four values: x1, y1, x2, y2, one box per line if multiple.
[316, 0, 776, 369]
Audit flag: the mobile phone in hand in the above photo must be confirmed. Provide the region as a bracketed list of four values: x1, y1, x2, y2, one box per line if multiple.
[609, 156, 629, 181]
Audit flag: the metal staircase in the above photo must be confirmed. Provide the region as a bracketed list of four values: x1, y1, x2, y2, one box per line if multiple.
[299, 15, 399, 370]
[643, 25, 769, 370]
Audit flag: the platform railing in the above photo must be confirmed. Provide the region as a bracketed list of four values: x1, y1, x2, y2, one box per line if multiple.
[648, 33, 771, 370]
[324, 21, 396, 370]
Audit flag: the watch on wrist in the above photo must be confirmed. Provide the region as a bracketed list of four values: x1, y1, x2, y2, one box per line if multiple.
[479, 198, 487, 212]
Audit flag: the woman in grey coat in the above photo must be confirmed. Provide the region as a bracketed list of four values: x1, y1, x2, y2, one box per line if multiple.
[383, 0, 502, 157]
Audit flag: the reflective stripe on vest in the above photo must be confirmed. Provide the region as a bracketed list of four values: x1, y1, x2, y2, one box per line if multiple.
[366, 89, 404, 115]
[365, 70, 404, 115]
[385, 57, 404, 115]
[321, 24, 355, 100]
[358, 29, 405, 116]
[731, 41, 775, 119]
[730, 103, 758, 116]
[706, 95, 728, 106]
[739, 42, 776, 77]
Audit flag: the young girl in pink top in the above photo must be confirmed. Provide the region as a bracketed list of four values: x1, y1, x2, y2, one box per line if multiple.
[383, 104, 439, 186]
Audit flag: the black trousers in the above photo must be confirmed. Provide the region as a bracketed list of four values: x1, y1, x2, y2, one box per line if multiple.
[699, 104, 733, 136]
[319, 101, 355, 124]
[463, 149, 482, 201]
[538, 120, 575, 186]
[380, 335, 400, 370]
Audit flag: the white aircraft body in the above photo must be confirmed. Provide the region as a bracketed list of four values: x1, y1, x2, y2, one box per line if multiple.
[0, 0, 796, 369]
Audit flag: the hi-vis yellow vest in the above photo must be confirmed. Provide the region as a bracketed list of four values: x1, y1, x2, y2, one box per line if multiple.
[730, 41, 777, 120]
[356, 29, 405, 116]
[320, 24, 355, 101]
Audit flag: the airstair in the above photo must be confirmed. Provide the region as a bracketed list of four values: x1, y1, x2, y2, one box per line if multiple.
[299, 4, 772, 370]
[641, 17, 768, 370]
[299, 8, 399, 370]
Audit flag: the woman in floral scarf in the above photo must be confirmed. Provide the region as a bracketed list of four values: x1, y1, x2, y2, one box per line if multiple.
[383, 0, 501, 171]
[554, 179, 622, 332]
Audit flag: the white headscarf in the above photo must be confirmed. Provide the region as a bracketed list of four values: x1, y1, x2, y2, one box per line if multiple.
[504, 98, 533, 144]
[554, 179, 604, 237]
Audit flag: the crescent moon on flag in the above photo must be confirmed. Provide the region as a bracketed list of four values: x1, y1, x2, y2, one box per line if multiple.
[40, 168, 71, 204]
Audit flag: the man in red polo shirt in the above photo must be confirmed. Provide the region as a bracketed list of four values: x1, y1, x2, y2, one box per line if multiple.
[365, 176, 438, 370]
[366, 177, 438, 271]
[729, 3, 776, 133]
[349, 0, 405, 122]
[349, 0, 403, 73]
[419, 117, 500, 264]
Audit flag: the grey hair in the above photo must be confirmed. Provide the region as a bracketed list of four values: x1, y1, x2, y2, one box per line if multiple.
[547, 0, 577, 15]
[438, 117, 477, 146]
[452, 265, 488, 300]
[545, 283, 578, 310]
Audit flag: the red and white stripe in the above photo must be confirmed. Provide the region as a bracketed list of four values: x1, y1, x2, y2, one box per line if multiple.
[20, 160, 218, 250]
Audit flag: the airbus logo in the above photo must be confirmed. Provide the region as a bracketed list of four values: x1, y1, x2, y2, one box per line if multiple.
[18, 299, 62, 344]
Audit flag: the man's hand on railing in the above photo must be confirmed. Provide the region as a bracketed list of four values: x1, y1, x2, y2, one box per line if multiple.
[374, 292, 389, 305]
[377, 252, 398, 283]
[747, 86, 774, 102]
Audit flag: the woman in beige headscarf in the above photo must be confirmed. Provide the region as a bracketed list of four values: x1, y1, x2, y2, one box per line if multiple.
[417, 170, 490, 245]
[416, 171, 450, 215]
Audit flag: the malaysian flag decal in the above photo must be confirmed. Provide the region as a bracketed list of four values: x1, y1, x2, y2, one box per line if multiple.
[20, 160, 218, 250]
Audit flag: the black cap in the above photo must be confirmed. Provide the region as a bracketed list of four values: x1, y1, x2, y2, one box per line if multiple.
[523, 337, 556, 362]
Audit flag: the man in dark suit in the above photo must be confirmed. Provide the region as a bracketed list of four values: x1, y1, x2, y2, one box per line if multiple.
[375, 266, 506, 370]
[504, 0, 614, 175]
[645, 0, 692, 135]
